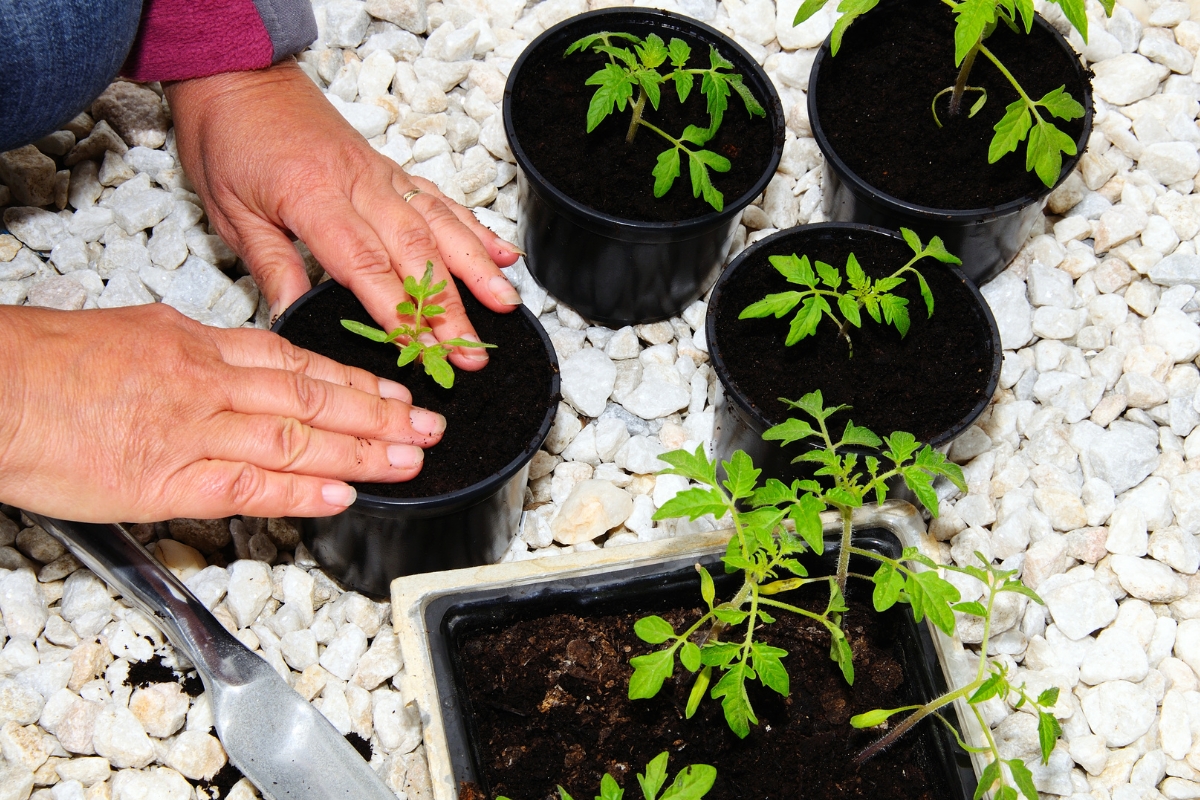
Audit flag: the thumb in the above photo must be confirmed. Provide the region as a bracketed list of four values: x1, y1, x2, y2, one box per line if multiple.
[236, 217, 314, 324]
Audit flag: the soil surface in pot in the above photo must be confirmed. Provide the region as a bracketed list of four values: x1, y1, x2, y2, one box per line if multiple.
[815, 0, 1088, 209]
[712, 228, 994, 444]
[510, 17, 776, 222]
[276, 282, 556, 499]
[456, 581, 955, 800]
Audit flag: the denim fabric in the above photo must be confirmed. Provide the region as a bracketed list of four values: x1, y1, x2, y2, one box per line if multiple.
[0, 0, 144, 152]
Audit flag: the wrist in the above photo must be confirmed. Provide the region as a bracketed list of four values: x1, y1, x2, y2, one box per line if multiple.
[0, 307, 35, 504]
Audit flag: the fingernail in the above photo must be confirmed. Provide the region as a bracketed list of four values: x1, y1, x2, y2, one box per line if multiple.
[378, 378, 411, 402]
[410, 408, 446, 436]
[388, 444, 424, 469]
[498, 239, 526, 257]
[322, 483, 357, 507]
[489, 275, 522, 306]
[459, 335, 490, 361]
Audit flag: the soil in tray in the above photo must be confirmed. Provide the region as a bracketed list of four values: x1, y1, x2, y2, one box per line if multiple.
[711, 229, 994, 444]
[815, 0, 1089, 210]
[275, 281, 556, 499]
[456, 584, 955, 800]
[509, 18, 776, 223]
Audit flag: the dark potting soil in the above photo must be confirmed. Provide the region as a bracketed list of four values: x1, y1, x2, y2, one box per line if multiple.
[510, 18, 776, 222]
[456, 586, 953, 800]
[276, 282, 557, 499]
[345, 732, 373, 760]
[125, 654, 180, 688]
[712, 229, 995, 445]
[815, 0, 1089, 209]
[193, 762, 245, 799]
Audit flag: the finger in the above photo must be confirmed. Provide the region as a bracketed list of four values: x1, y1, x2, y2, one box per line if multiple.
[405, 176, 524, 316]
[162, 459, 361, 518]
[208, 327, 412, 402]
[408, 175, 525, 268]
[355, 179, 494, 370]
[206, 411, 426, 482]
[288, 193, 414, 335]
[224, 209, 313, 324]
[222, 365, 445, 445]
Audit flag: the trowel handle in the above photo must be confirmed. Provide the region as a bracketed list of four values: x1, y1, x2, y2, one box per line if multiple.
[28, 514, 245, 684]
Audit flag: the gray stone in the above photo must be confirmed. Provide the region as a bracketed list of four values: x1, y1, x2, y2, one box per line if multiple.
[3, 207, 66, 252]
[561, 348, 616, 418]
[91, 82, 169, 149]
[1085, 420, 1161, 494]
[0, 146, 56, 206]
[1150, 253, 1200, 286]
[980, 271, 1033, 349]
[1093, 53, 1169, 105]
[211, 276, 259, 328]
[25, 276, 87, 311]
[161, 256, 233, 310]
[97, 268, 154, 309]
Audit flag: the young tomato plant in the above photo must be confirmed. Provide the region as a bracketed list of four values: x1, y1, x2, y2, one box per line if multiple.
[566, 31, 765, 211]
[496, 751, 716, 800]
[851, 556, 1057, 800]
[631, 391, 966, 737]
[340, 261, 495, 389]
[738, 228, 960, 354]
[794, 0, 1110, 187]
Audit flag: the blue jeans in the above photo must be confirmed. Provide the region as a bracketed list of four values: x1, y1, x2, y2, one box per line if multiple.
[0, 0, 144, 152]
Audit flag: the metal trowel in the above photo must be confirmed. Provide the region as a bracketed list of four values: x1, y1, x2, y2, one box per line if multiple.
[30, 514, 398, 800]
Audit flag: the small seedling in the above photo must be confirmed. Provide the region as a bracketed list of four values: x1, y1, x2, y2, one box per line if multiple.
[793, 0, 1109, 187]
[340, 261, 495, 389]
[851, 555, 1055, 800]
[738, 228, 960, 354]
[632, 391, 965, 737]
[496, 751, 716, 800]
[566, 32, 766, 211]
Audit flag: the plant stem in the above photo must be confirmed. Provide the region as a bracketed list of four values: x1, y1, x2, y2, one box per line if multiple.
[855, 683, 973, 763]
[948, 41, 980, 116]
[835, 508, 853, 596]
[626, 89, 647, 143]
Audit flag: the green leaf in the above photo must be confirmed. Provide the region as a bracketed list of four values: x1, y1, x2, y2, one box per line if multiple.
[1051, 0, 1088, 41]
[815, 259, 842, 290]
[658, 764, 717, 800]
[1038, 86, 1085, 121]
[680, 124, 713, 146]
[952, 601, 988, 617]
[751, 643, 790, 697]
[693, 149, 731, 173]
[840, 421, 882, 448]
[953, 0, 996, 66]
[699, 69, 730, 132]
[1037, 687, 1060, 707]
[969, 672, 1005, 703]
[1028, 120, 1078, 188]
[637, 70, 664, 110]
[629, 649, 675, 699]
[728, 76, 765, 118]
[970, 90, 988, 117]
[786, 295, 831, 345]
[996, 785, 1018, 800]
[712, 607, 748, 624]
[901, 467, 939, 516]
[667, 37, 691, 67]
[396, 340, 423, 367]
[882, 431, 920, 465]
[653, 148, 681, 198]
[907, 570, 960, 635]
[739, 291, 803, 320]
[395, 300, 417, 317]
[599, 772, 623, 800]
[679, 641, 702, 673]
[845, 253, 868, 290]
[829, 0, 879, 55]
[838, 294, 862, 327]
[710, 663, 757, 738]
[585, 63, 636, 133]
[638, 752, 670, 800]
[699, 642, 740, 667]
[873, 276, 904, 293]
[748, 477, 796, 508]
[687, 152, 724, 212]
[974, 760, 1000, 800]
[1038, 711, 1062, 764]
[779, 558, 808, 578]
[698, 565, 715, 608]
[685, 666, 712, 718]
[635, 615, 676, 644]
[595, 44, 639, 68]
[708, 45, 733, 71]
[900, 227, 922, 255]
[789, 493, 826, 553]
[341, 319, 389, 342]
[771, 253, 816, 285]
[674, 69, 695, 104]
[879, 294, 910, 337]
[872, 561, 905, 611]
[850, 706, 907, 728]
[829, 627, 855, 684]
[424, 351, 455, 388]
[722, 450, 760, 499]
[422, 304, 445, 317]
[999, 581, 1044, 604]
[653, 487, 727, 522]
[438, 337, 497, 350]
[915, 272, 935, 319]
[793, 0, 831, 25]
[1009, 758, 1039, 800]
[990, 100, 1032, 163]
[557, 789, 573, 800]
[658, 445, 716, 485]
[638, 33, 669, 68]
[762, 417, 819, 446]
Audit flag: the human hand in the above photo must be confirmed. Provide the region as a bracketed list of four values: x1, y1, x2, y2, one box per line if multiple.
[0, 304, 446, 523]
[164, 59, 522, 372]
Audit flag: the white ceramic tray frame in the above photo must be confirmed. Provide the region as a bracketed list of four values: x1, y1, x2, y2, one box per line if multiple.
[391, 499, 988, 800]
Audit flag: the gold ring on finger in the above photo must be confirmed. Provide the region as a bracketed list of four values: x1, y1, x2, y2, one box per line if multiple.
[403, 189, 423, 202]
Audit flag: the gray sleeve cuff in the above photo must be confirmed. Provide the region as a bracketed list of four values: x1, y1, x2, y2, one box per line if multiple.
[251, 0, 319, 62]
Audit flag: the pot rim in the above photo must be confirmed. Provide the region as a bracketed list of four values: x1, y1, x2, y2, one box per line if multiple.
[806, 6, 1094, 223]
[503, 7, 786, 233]
[272, 280, 561, 513]
[705, 222, 1002, 449]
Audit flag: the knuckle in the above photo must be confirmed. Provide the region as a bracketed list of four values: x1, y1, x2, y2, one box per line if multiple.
[277, 339, 313, 374]
[396, 225, 439, 259]
[291, 374, 331, 421]
[275, 417, 314, 469]
[226, 463, 267, 508]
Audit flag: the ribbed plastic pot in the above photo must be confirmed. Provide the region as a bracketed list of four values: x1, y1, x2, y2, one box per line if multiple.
[272, 281, 560, 598]
[807, 9, 1093, 286]
[503, 8, 786, 327]
[705, 223, 1002, 485]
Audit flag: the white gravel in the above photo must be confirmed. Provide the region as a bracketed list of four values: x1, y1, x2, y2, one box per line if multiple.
[2, 0, 1200, 796]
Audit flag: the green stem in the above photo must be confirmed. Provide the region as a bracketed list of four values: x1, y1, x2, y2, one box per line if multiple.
[627, 88, 647, 144]
[835, 507, 853, 596]
[757, 596, 840, 625]
[855, 682, 974, 763]
[948, 41, 981, 117]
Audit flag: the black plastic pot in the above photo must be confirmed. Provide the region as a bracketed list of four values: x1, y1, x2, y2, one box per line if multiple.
[503, 8, 786, 327]
[706, 223, 1001, 485]
[807, 7, 1093, 286]
[272, 281, 559, 597]
[427, 529, 977, 799]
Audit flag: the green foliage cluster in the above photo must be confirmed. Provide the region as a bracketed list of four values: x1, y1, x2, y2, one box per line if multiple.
[640, 392, 1063, 800]
[793, 0, 1110, 187]
[340, 262, 495, 389]
[566, 32, 766, 211]
[738, 228, 960, 354]
[497, 751, 715, 800]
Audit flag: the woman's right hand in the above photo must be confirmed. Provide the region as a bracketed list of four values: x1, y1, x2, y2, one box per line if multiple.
[0, 303, 444, 523]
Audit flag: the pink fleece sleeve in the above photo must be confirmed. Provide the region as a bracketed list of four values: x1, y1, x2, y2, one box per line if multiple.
[122, 0, 288, 82]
